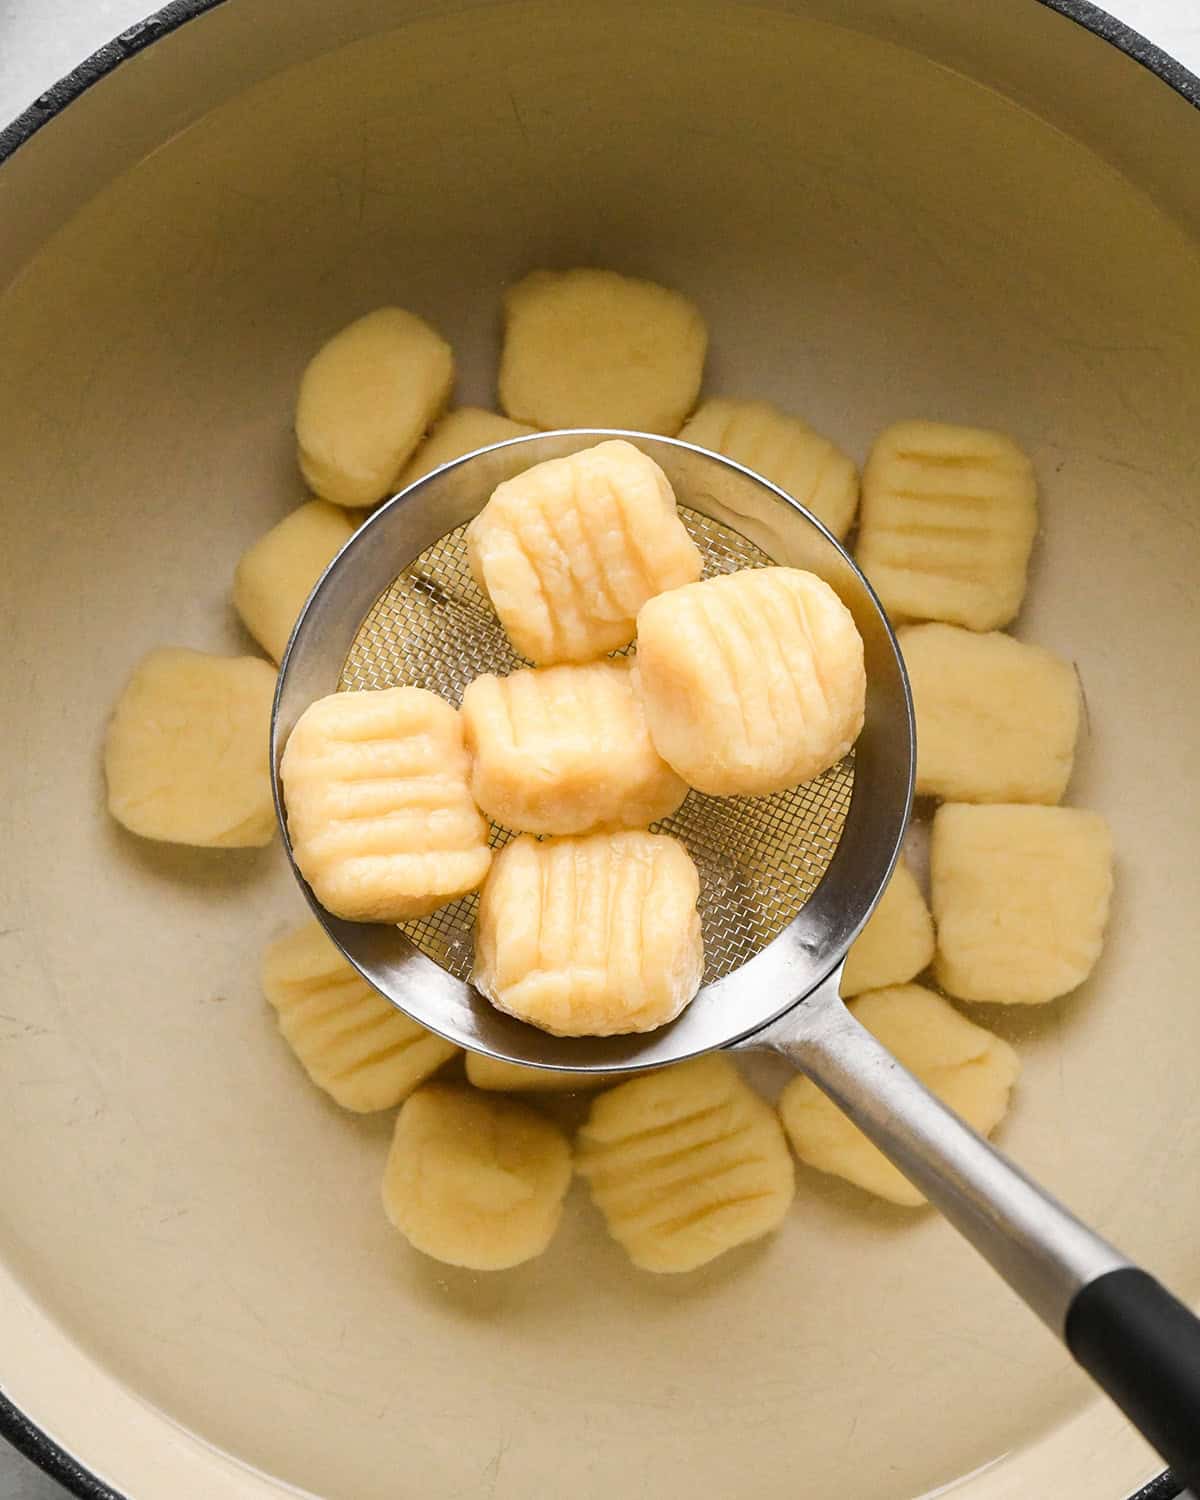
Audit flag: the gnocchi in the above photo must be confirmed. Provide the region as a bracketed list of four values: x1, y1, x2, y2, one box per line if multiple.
[899, 624, 1080, 804]
[840, 857, 935, 998]
[576, 1056, 795, 1272]
[634, 567, 865, 795]
[466, 439, 702, 664]
[104, 647, 277, 848]
[383, 1085, 572, 1270]
[498, 267, 707, 434]
[932, 803, 1113, 1004]
[473, 830, 703, 1036]
[296, 307, 454, 508]
[856, 420, 1037, 630]
[233, 500, 357, 664]
[262, 921, 457, 1111]
[679, 397, 859, 540]
[465, 1054, 609, 1092]
[461, 659, 687, 836]
[397, 407, 535, 489]
[779, 985, 1019, 1206]
[280, 687, 491, 922]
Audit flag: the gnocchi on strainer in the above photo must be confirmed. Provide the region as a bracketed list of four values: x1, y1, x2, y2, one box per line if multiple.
[382, 1085, 572, 1270]
[466, 439, 702, 664]
[576, 1056, 795, 1272]
[461, 658, 687, 836]
[262, 921, 458, 1112]
[634, 566, 865, 796]
[280, 686, 491, 922]
[473, 830, 703, 1037]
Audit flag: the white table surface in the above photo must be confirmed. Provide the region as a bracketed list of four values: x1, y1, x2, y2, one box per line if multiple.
[0, 2, 1197, 1497]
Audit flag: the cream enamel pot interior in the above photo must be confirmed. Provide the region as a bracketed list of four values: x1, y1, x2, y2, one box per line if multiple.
[1, 3, 1199, 1499]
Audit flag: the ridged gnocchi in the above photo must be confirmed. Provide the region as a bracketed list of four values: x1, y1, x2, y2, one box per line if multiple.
[856, 420, 1037, 630]
[679, 397, 859, 540]
[461, 659, 687, 836]
[932, 804, 1113, 1004]
[104, 647, 277, 847]
[498, 267, 707, 434]
[473, 831, 703, 1036]
[397, 407, 535, 489]
[296, 307, 454, 508]
[840, 857, 935, 998]
[233, 500, 357, 664]
[382, 1085, 572, 1269]
[779, 985, 1019, 1206]
[466, 439, 702, 664]
[634, 567, 865, 796]
[576, 1056, 795, 1272]
[899, 624, 1080, 804]
[262, 921, 458, 1111]
[280, 686, 491, 922]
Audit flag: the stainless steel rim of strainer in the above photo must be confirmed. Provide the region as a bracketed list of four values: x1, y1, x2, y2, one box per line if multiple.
[270, 430, 914, 1074]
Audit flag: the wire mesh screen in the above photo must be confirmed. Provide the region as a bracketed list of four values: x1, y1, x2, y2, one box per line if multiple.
[339, 507, 854, 982]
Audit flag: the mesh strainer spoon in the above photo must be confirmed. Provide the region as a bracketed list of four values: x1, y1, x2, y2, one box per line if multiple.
[271, 430, 1200, 1486]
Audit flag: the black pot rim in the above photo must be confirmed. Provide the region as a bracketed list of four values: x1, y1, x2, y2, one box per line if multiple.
[0, 1, 1194, 1496]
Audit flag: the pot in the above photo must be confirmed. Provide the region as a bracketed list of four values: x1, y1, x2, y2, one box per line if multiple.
[1, 3, 1197, 1497]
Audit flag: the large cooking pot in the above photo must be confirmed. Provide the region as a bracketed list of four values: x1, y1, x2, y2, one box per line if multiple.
[1, 4, 1198, 1497]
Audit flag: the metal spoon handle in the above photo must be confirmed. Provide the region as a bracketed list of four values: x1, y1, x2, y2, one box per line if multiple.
[758, 979, 1200, 1489]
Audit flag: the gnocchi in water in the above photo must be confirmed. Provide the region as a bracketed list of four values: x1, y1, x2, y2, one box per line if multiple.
[465, 1054, 610, 1092]
[779, 986, 1019, 1206]
[233, 500, 357, 664]
[382, 1085, 572, 1270]
[679, 397, 859, 540]
[932, 803, 1113, 1004]
[296, 307, 454, 508]
[466, 438, 702, 664]
[473, 831, 703, 1036]
[634, 566, 866, 796]
[397, 407, 535, 488]
[104, 647, 277, 848]
[899, 623, 1080, 804]
[856, 420, 1037, 630]
[461, 658, 687, 836]
[499, 267, 707, 434]
[280, 686, 491, 922]
[262, 921, 457, 1112]
[576, 1056, 795, 1272]
[840, 857, 935, 998]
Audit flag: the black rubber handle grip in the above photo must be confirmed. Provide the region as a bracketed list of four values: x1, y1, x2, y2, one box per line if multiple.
[1065, 1268, 1200, 1492]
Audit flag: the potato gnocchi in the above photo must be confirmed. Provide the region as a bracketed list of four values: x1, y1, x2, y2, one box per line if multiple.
[679, 397, 859, 540]
[233, 500, 357, 664]
[840, 857, 935, 998]
[383, 1085, 572, 1270]
[465, 1054, 609, 1092]
[473, 831, 703, 1036]
[262, 921, 457, 1111]
[397, 407, 535, 489]
[498, 267, 707, 434]
[104, 647, 277, 847]
[280, 686, 491, 922]
[900, 624, 1080, 804]
[856, 420, 1037, 630]
[296, 307, 454, 508]
[932, 803, 1113, 1004]
[634, 566, 865, 796]
[466, 438, 702, 664]
[576, 1056, 795, 1272]
[461, 659, 687, 836]
[779, 985, 1019, 1206]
